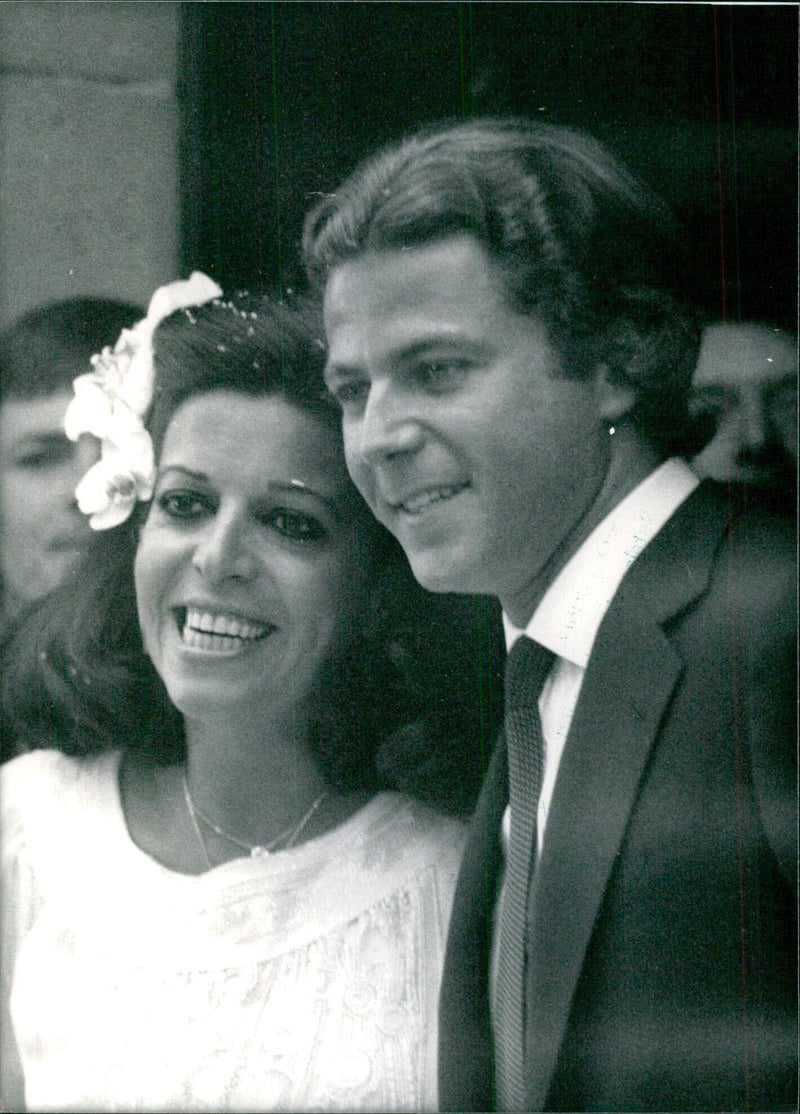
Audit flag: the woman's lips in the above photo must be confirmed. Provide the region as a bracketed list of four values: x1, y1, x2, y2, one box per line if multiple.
[176, 606, 275, 652]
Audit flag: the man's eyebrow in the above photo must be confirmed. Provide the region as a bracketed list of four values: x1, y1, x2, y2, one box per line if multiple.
[326, 334, 483, 375]
[11, 430, 69, 448]
[267, 480, 339, 512]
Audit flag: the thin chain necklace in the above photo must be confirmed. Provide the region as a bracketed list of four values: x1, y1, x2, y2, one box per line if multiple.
[182, 771, 328, 870]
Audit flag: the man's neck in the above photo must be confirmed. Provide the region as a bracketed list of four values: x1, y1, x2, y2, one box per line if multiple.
[501, 422, 662, 628]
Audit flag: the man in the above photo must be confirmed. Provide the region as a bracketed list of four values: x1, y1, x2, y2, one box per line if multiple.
[0, 298, 142, 634]
[690, 321, 797, 516]
[303, 119, 796, 1111]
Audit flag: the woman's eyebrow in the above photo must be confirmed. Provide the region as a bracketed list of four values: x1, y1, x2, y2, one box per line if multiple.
[155, 465, 209, 484]
[154, 469, 345, 516]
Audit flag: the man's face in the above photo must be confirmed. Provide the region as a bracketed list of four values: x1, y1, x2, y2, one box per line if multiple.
[691, 323, 797, 507]
[323, 234, 611, 623]
[0, 389, 99, 613]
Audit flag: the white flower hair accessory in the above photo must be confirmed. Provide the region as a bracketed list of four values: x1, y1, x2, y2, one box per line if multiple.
[65, 271, 223, 530]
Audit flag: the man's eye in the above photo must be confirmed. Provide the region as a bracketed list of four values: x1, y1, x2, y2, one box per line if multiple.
[13, 442, 72, 469]
[414, 360, 469, 390]
[157, 491, 214, 520]
[689, 388, 729, 420]
[767, 379, 798, 411]
[267, 508, 327, 543]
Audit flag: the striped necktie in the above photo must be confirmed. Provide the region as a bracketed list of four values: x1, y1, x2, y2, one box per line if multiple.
[494, 635, 554, 1111]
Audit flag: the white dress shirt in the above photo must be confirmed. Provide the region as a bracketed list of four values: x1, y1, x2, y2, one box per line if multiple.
[501, 456, 700, 858]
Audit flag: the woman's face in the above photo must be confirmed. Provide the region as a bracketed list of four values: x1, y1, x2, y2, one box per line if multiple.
[134, 390, 379, 725]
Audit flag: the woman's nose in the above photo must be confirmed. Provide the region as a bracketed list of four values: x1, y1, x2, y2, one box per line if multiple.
[192, 509, 259, 583]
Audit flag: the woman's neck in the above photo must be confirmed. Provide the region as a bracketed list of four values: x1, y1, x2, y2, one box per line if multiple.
[121, 709, 375, 874]
[181, 712, 329, 849]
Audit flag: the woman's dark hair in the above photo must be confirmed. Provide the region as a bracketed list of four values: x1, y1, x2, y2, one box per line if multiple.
[2, 292, 503, 811]
[0, 297, 143, 400]
[304, 116, 703, 455]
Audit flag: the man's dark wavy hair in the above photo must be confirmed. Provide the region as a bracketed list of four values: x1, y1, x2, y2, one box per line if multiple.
[303, 116, 703, 455]
[0, 297, 143, 400]
[2, 292, 503, 812]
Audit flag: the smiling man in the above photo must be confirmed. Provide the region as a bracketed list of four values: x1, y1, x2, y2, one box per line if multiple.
[304, 118, 797, 1112]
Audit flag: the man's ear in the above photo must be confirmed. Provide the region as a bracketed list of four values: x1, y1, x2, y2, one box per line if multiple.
[594, 365, 637, 422]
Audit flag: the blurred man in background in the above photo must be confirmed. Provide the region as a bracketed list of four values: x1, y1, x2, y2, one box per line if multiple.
[691, 321, 797, 514]
[0, 298, 141, 631]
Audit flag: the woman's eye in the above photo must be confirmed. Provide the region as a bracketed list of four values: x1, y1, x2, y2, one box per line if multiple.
[157, 490, 214, 520]
[267, 508, 327, 543]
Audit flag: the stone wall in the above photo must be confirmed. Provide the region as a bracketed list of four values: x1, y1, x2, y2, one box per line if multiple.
[0, 1, 180, 326]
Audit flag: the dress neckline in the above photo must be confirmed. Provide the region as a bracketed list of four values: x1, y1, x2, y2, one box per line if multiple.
[106, 750, 407, 884]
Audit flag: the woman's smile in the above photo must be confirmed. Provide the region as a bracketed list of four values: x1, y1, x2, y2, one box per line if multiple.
[134, 390, 377, 722]
[175, 606, 276, 654]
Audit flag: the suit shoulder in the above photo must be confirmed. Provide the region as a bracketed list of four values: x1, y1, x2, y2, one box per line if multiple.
[723, 506, 796, 619]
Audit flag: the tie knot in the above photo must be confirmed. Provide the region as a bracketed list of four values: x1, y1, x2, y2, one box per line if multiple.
[505, 635, 554, 709]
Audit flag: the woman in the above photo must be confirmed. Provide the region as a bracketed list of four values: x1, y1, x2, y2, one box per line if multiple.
[1, 276, 502, 1112]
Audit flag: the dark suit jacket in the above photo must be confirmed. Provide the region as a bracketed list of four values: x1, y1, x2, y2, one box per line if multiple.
[439, 481, 797, 1112]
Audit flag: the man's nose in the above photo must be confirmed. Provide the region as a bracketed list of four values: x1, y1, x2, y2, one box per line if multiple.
[739, 388, 769, 450]
[357, 382, 424, 463]
[192, 509, 259, 584]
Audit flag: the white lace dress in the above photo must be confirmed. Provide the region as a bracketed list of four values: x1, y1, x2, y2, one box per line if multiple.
[1, 749, 467, 1113]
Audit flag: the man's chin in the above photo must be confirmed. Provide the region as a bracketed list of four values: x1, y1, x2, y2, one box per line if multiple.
[406, 549, 486, 596]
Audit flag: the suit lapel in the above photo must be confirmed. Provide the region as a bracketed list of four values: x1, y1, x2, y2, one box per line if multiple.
[523, 481, 731, 1109]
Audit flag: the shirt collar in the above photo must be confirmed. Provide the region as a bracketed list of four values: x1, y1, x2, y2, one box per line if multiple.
[503, 458, 700, 665]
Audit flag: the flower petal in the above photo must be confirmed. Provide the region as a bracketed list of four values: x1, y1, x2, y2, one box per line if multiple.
[75, 455, 142, 530]
[146, 272, 222, 327]
[105, 400, 144, 440]
[118, 337, 155, 416]
[88, 493, 137, 531]
[74, 459, 115, 516]
[64, 377, 113, 441]
[90, 344, 128, 392]
[107, 434, 152, 480]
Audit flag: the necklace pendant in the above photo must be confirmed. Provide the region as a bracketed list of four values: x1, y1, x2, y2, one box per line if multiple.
[250, 845, 270, 858]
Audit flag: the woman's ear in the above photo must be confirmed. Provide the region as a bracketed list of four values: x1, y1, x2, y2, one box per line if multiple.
[594, 364, 637, 422]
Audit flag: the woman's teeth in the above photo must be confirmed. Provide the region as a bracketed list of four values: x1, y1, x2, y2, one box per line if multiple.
[181, 608, 272, 651]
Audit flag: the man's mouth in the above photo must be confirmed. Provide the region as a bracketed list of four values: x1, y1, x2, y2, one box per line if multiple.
[392, 482, 469, 516]
[176, 607, 275, 652]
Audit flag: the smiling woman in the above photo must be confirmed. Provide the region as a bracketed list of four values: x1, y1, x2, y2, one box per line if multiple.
[0, 281, 502, 1112]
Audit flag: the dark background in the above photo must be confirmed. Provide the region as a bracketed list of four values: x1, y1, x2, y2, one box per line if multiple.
[179, 2, 798, 331]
